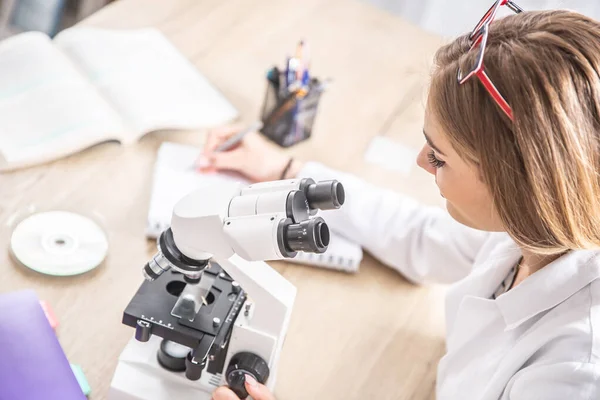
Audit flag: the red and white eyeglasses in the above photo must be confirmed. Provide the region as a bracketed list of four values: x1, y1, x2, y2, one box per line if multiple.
[457, 0, 523, 121]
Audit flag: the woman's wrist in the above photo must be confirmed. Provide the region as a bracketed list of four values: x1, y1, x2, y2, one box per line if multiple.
[282, 158, 304, 179]
[267, 156, 305, 182]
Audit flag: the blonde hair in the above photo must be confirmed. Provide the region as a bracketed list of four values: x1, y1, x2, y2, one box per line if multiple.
[430, 10, 600, 255]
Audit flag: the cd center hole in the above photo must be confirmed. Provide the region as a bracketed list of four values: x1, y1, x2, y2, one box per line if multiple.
[55, 239, 66, 246]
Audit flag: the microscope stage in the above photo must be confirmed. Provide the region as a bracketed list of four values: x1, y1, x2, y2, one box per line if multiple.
[123, 263, 246, 366]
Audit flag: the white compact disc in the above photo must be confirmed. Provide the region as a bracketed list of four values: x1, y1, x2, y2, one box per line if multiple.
[10, 210, 108, 276]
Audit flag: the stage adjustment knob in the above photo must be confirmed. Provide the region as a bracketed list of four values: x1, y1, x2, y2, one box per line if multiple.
[185, 352, 206, 381]
[225, 352, 270, 399]
[135, 320, 152, 342]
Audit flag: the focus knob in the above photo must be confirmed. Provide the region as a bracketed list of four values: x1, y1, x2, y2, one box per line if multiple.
[225, 352, 270, 399]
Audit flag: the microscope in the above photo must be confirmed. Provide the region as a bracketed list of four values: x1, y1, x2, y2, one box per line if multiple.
[109, 177, 345, 400]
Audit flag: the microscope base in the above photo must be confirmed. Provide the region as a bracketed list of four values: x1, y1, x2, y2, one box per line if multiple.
[110, 300, 283, 400]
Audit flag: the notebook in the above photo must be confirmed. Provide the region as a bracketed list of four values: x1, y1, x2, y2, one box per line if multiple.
[0, 26, 238, 171]
[146, 142, 362, 273]
[0, 290, 86, 400]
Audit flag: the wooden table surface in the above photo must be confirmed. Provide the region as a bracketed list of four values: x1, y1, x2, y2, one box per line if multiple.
[0, 0, 451, 399]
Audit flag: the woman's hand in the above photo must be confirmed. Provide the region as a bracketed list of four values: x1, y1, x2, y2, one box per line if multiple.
[199, 124, 304, 182]
[211, 375, 276, 400]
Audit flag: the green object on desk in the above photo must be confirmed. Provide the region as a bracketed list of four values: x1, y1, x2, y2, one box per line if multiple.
[70, 364, 91, 397]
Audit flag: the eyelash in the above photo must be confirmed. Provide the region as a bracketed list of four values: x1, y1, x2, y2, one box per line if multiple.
[427, 150, 446, 168]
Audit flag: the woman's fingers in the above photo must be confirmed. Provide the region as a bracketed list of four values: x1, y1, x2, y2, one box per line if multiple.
[212, 386, 241, 400]
[244, 375, 277, 400]
[204, 124, 244, 154]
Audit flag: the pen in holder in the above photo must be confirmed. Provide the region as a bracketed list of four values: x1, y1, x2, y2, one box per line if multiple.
[259, 65, 328, 148]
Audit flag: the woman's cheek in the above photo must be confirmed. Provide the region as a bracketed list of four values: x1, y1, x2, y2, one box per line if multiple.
[434, 169, 444, 192]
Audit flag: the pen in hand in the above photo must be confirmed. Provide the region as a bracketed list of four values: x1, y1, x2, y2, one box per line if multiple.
[195, 121, 263, 172]
[213, 121, 264, 153]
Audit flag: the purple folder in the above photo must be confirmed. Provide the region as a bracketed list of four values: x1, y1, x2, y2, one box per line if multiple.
[0, 290, 86, 400]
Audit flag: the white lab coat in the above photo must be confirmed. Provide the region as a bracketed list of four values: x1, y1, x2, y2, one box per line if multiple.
[296, 161, 600, 399]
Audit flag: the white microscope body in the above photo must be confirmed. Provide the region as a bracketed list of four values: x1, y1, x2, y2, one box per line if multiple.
[109, 178, 344, 399]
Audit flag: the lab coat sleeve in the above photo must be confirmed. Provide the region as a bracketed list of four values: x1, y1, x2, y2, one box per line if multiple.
[296, 161, 491, 284]
[505, 362, 600, 399]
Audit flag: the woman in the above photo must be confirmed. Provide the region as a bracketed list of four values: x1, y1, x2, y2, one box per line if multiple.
[210, 3, 600, 399]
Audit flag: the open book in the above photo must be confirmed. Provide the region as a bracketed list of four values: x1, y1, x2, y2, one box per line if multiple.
[147, 142, 363, 273]
[0, 27, 239, 171]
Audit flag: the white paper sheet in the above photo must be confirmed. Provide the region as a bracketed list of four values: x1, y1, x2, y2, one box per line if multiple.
[364, 136, 419, 176]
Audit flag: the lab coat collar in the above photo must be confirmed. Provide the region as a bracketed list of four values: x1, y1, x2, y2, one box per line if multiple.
[495, 249, 600, 330]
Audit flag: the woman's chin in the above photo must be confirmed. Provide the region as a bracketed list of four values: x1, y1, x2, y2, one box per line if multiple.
[445, 202, 503, 232]
[445, 202, 476, 229]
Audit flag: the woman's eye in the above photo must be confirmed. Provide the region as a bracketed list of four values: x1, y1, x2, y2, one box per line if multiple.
[427, 150, 446, 168]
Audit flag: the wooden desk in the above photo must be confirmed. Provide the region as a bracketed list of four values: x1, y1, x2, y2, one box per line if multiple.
[0, 0, 449, 399]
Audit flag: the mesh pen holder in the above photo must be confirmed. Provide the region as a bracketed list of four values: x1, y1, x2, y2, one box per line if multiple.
[259, 71, 326, 147]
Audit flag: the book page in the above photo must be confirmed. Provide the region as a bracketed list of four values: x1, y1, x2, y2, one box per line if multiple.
[54, 27, 239, 141]
[0, 32, 126, 170]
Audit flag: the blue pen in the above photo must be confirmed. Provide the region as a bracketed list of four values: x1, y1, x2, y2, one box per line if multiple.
[284, 56, 291, 88]
[301, 69, 310, 87]
[287, 58, 299, 89]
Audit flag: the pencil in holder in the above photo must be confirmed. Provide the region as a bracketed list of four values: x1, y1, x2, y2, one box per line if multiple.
[259, 67, 327, 147]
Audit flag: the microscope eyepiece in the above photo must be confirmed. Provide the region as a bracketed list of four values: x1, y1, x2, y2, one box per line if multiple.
[315, 220, 330, 247]
[302, 180, 345, 210]
[283, 217, 329, 254]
